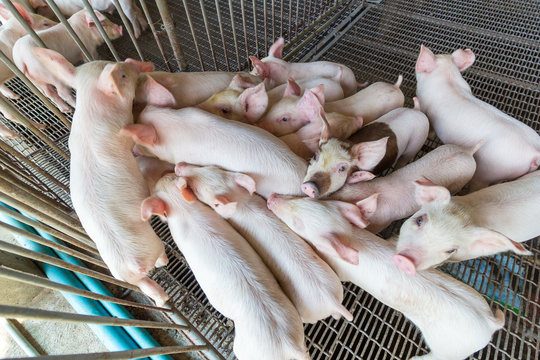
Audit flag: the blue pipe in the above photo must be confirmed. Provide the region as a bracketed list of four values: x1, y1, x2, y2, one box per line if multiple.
[0, 202, 141, 356]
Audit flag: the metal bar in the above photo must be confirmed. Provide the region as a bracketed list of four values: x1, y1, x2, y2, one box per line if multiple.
[1, 318, 41, 356]
[0, 49, 71, 130]
[252, 0, 259, 56]
[7, 345, 209, 360]
[138, 0, 171, 71]
[288, 0, 293, 40]
[155, 0, 187, 70]
[295, 0, 300, 35]
[44, 0, 93, 61]
[0, 140, 69, 193]
[0, 239, 140, 291]
[280, 0, 284, 38]
[0, 157, 52, 197]
[263, 0, 268, 52]
[0, 304, 189, 330]
[199, 0, 218, 70]
[0, 221, 107, 270]
[0, 96, 70, 161]
[271, 0, 275, 42]
[0, 266, 171, 313]
[181, 0, 205, 70]
[0, 205, 98, 255]
[80, 0, 120, 61]
[214, 0, 230, 71]
[1, 0, 46, 48]
[240, 0, 249, 64]
[111, 0, 145, 60]
[0, 177, 85, 234]
[227, 0, 241, 70]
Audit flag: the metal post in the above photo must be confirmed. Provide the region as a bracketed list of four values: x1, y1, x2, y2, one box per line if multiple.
[181, 0, 204, 70]
[227, 0, 241, 70]
[80, 0, 121, 61]
[214, 0, 230, 71]
[1, 0, 46, 48]
[155, 0, 187, 70]
[199, 0, 218, 70]
[111, 0, 145, 60]
[138, 0, 171, 71]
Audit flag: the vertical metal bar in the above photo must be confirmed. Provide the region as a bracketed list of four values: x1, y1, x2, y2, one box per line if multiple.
[44, 0, 93, 61]
[155, 0, 187, 70]
[295, 0, 300, 35]
[0, 49, 71, 130]
[181, 0, 205, 70]
[288, 0, 293, 40]
[240, 0, 249, 65]
[199, 0, 218, 70]
[1, 0, 46, 48]
[263, 0, 268, 52]
[307, 0, 313, 27]
[80, 0, 121, 61]
[214, 0, 230, 71]
[0, 96, 70, 160]
[111, 0, 145, 60]
[302, 0, 307, 30]
[280, 0, 283, 38]
[271, 0, 275, 42]
[251, 0, 259, 56]
[0, 266, 172, 312]
[0, 319, 41, 356]
[227, 0, 241, 70]
[138, 0, 171, 71]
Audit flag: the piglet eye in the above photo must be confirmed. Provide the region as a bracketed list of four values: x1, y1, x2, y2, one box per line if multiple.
[281, 117, 288, 122]
[338, 166, 346, 172]
[445, 248, 457, 254]
[415, 214, 427, 227]
[121, 74, 126, 78]
[312, 153, 318, 161]
[221, 108, 229, 114]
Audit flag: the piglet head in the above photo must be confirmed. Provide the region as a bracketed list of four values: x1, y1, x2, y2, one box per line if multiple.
[416, 45, 476, 81]
[83, 10, 123, 40]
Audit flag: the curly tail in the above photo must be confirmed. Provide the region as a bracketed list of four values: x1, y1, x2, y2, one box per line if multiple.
[394, 74, 403, 88]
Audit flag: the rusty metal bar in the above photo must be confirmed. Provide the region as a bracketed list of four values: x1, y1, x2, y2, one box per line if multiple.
[181, 0, 204, 70]
[138, 0, 171, 71]
[0, 221, 107, 269]
[0, 140, 69, 193]
[0, 266, 171, 313]
[44, 0, 93, 61]
[7, 345, 209, 360]
[0, 177, 86, 234]
[80, 0, 121, 61]
[1, 0, 46, 48]
[0, 239, 139, 291]
[199, 0, 218, 70]
[111, 0, 145, 60]
[0, 205, 99, 255]
[0, 49, 71, 130]
[214, 0, 230, 71]
[0, 304, 189, 329]
[227, 0, 241, 70]
[155, 0, 187, 70]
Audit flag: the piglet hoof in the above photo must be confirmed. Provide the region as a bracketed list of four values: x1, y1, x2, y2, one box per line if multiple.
[392, 254, 417, 276]
[301, 182, 319, 198]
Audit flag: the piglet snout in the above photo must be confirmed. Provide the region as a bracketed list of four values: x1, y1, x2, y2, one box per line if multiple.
[117, 25, 123, 36]
[392, 254, 417, 276]
[301, 182, 319, 198]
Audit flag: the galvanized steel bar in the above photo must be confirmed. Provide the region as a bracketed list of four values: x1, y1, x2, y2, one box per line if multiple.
[288, 0, 293, 40]
[199, 0, 218, 70]
[0, 240, 139, 291]
[0, 49, 71, 129]
[155, 0, 187, 70]
[0, 221, 107, 270]
[0, 96, 70, 161]
[0, 304, 189, 329]
[251, 0, 259, 56]
[240, 0, 249, 65]
[1, 0, 46, 48]
[111, 0, 145, 60]
[227, 0, 241, 70]
[0, 266, 171, 313]
[44, 0, 93, 61]
[0, 318, 41, 356]
[271, 0, 275, 43]
[0, 205, 98, 255]
[80, 0, 121, 61]
[138, 0, 171, 71]
[263, 0, 268, 52]
[181, 0, 204, 70]
[214, 0, 230, 71]
[279, 0, 283, 38]
[295, 0, 300, 34]
[7, 345, 208, 360]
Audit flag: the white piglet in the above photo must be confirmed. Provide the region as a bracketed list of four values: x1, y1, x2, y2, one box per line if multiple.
[268, 194, 505, 360]
[416, 45, 540, 191]
[142, 174, 309, 360]
[33, 48, 169, 306]
[175, 163, 353, 323]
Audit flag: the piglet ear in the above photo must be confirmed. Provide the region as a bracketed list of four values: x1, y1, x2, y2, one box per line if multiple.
[318, 108, 332, 145]
[229, 74, 257, 90]
[120, 124, 157, 147]
[355, 193, 378, 220]
[320, 233, 359, 265]
[215, 201, 238, 217]
[416, 45, 437, 74]
[351, 137, 388, 171]
[174, 177, 196, 202]
[249, 56, 267, 79]
[237, 83, 268, 122]
[141, 196, 168, 220]
[451, 49, 475, 72]
[138, 75, 176, 107]
[268, 37, 285, 59]
[98, 63, 129, 98]
[413, 177, 450, 205]
[297, 89, 323, 122]
[347, 170, 375, 184]
[234, 173, 256, 195]
[284, 78, 302, 97]
[336, 201, 369, 228]
[467, 228, 533, 258]
[33, 48, 76, 87]
[310, 84, 325, 105]
[126, 58, 154, 73]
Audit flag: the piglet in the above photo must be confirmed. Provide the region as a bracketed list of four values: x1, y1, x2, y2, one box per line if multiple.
[142, 174, 309, 360]
[394, 171, 538, 275]
[13, 9, 122, 112]
[196, 75, 344, 124]
[330, 144, 478, 233]
[268, 194, 505, 360]
[302, 98, 429, 198]
[176, 163, 353, 322]
[34, 48, 169, 306]
[135, 155, 174, 192]
[134, 71, 261, 109]
[123, 105, 307, 198]
[250, 37, 358, 96]
[256, 75, 404, 135]
[416, 45, 540, 191]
